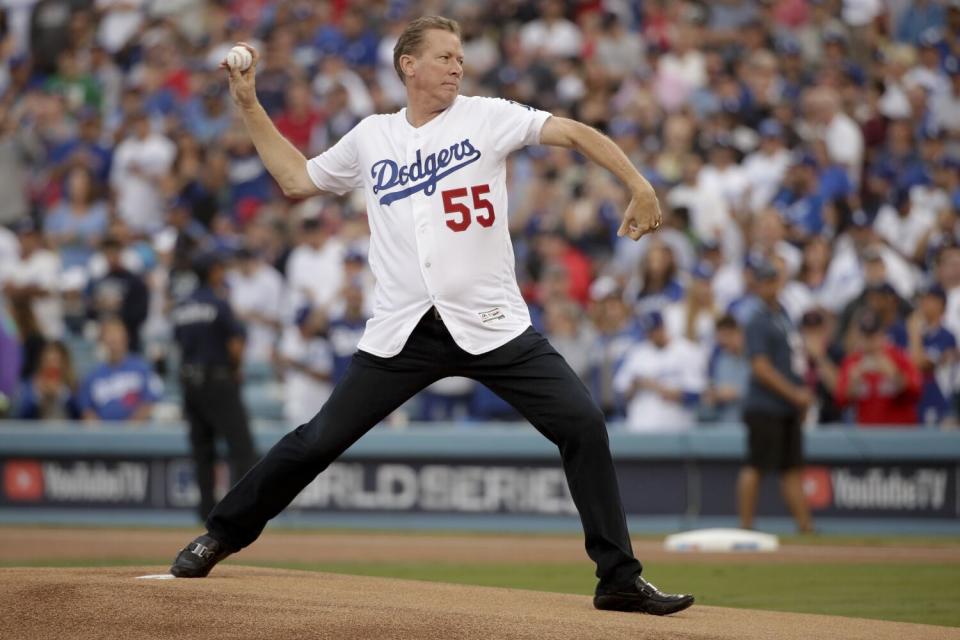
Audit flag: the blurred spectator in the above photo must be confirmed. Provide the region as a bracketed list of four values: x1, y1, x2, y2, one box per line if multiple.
[799, 308, 845, 425]
[4, 219, 63, 340]
[630, 241, 684, 317]
[739, 259, 814, 533]
[327, 277, 368, 385]
[875, 189, 937, 264]
[16, 339, 80, 420]
[43, 165, 109, 270]
[281, 305, 333, 425]
[285, 214, 345, 315]
[87, 235, 148, 353]
[542, 298, 591, 378]
[519, 0, 582, 60]
[803, 86, 863, 185]
[835, 311, 923, 426]
[614, 310, 705, 433]
[664, 261, 719, 346]
[228, 246, 284, 371]
[702, 314, 749, 424]
[833, 242, 913, 343]
[0, 294, 19, 416]
[0, 103, 43, 228]
[78, 317, 161, 422]
[937, 246, 960, 341]
[48, 108, 112, 184]
[742, 119, 792, 214]
[584, 277, 641, 419]
[109, 111, 176, 233]
[172, 251, 255, 520]
[274, 79, 325, 155]
[890, 285, 959, 426]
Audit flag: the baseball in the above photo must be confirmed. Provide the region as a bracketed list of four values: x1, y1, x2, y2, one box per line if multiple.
[225, 45, 253, 71]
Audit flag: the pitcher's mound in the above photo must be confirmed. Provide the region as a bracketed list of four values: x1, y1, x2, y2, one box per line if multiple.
[1, 567, 955, 640]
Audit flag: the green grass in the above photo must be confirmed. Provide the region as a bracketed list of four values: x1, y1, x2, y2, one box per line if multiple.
[3, 557, 957, 627]
[229, 560, 958, 628]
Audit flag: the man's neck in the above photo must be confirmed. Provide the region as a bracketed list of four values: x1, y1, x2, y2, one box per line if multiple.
[405, 93, 454, 128]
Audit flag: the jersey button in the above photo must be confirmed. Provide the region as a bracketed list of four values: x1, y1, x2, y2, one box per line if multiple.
[425, 261, 431, 268]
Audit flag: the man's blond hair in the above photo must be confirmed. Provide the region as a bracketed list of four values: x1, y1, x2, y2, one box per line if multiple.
[393, 16, 462, 83]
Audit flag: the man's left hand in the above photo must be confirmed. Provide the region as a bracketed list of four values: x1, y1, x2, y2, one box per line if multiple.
[618, 188, 662, 241]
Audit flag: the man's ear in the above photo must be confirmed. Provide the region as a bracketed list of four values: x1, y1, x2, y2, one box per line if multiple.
[400, 53, 416, 82]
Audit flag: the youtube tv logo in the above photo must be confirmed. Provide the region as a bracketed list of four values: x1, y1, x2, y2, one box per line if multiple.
[3, 460, 44, 502]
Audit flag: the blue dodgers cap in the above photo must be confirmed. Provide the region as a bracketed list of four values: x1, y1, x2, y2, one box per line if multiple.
[344, 248, 366, 263]
[792, 150, 818, 168]
[921, 283, 947, 302]
[640, 310, 665, 332]
[758, 118, 784, 138]
[776, 37, 802, 56]
[747, 254, 779, 281]
[691, 261, 715, 280]
[294, 305, 313, 327]
[13, 217, 37, 235]
[850, 209, 873, 228]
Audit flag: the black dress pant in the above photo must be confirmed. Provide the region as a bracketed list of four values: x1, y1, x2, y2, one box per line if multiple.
[181, 367, 258, 520]
[207, 310, 642, 590]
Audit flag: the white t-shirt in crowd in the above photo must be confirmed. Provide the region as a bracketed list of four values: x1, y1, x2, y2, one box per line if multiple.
[110, 132, 176, 233]
[741, 147, 792, 214]
[228, 263, 286, 365]
[519, 19, 583, 58]
[825, 112, 864, 184]
[305, 95, 552, 357]
[614, 337, 706, 432]
[8, 248, 63, 339]
[285, 238, 345, 316]
[280, 326, 333, 425]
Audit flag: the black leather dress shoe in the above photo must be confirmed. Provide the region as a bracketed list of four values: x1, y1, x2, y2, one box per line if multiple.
[170, 534, 233, 578]
[594, 575, 695, 615]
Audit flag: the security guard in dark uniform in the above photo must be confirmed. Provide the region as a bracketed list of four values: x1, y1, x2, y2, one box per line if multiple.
[172, 252, 258, 521]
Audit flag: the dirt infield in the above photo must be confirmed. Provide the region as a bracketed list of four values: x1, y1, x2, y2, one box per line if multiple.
[3, 565, 959, 640]
[3, 527, 959, 565]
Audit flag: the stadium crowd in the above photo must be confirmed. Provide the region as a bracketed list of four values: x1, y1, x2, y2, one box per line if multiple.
[0, 0, 958, 429]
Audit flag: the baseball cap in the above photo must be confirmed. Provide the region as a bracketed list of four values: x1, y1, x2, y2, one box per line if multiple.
[758, 118, 784, 138]
[691, 261, 715, 280]
[294, 305, 313, 327]
[344, 248, 366, 263]
[921, 283, 947, 302]
[640, 310, 665, 333]
[850, 209, 873, 229]
[918, 27, 944, 48]
[792, 150, 818, 169]
[13, 218, 37, 235]
[747, 255, 779, 281]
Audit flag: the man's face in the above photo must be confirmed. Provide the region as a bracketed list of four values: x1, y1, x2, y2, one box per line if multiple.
[101, 322, 128, 359]
[405, 29, 463, 105]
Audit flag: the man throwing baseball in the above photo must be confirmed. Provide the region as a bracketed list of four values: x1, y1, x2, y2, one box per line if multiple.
[171, 15, 693, 615]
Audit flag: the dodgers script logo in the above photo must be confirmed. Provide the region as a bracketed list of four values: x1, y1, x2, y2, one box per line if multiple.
[371, 138, 481, 205]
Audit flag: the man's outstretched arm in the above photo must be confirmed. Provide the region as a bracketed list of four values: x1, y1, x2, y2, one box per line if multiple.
[223, 43, 321, 199]
[539, 116, 661, 240]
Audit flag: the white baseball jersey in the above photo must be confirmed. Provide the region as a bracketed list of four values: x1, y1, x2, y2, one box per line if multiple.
[306, 95, 552, 357]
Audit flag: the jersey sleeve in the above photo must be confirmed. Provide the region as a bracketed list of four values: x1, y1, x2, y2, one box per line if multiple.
[482, 97, 552, 157]
[305, 125, 363, 195]
[744, 315, 771, 360]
